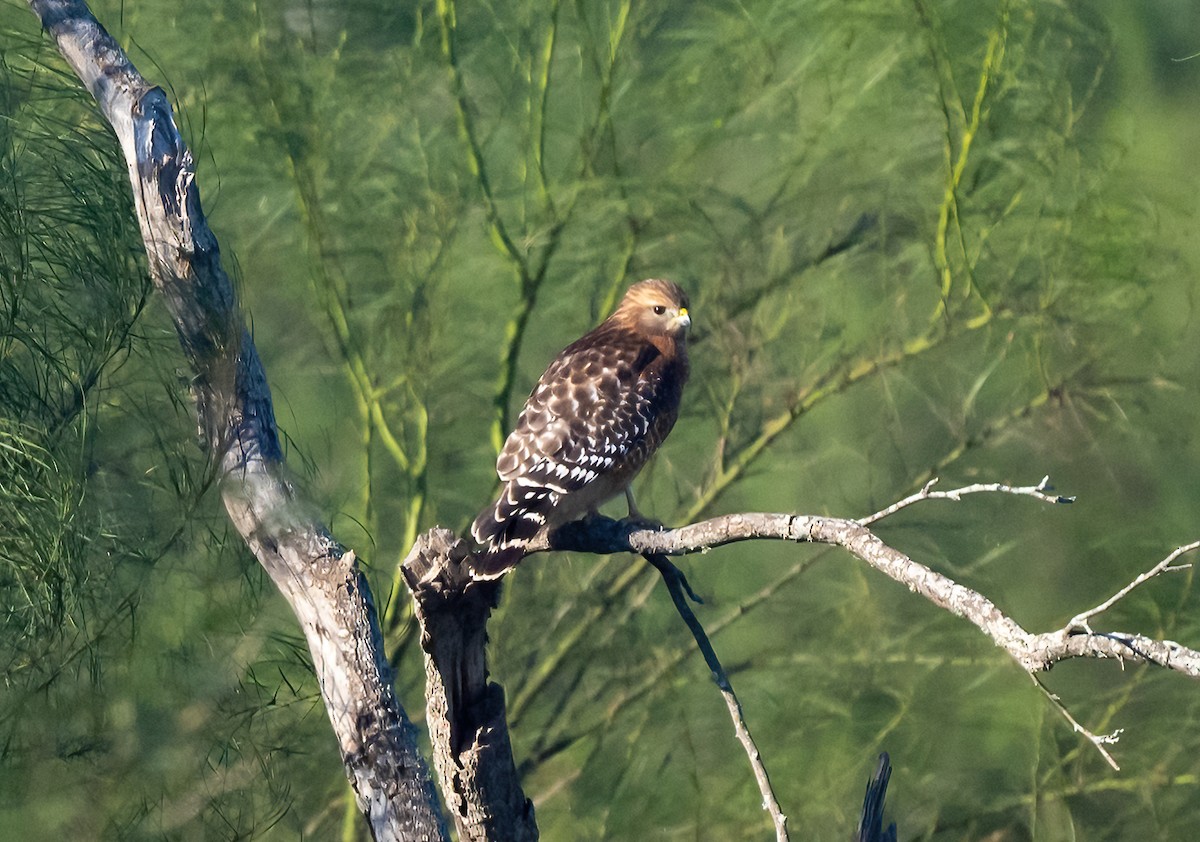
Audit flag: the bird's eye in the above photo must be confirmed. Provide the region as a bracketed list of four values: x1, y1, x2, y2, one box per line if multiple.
[653, 305, 666, 315]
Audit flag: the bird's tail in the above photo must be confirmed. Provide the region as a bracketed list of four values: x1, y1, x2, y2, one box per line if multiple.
[468, 545, 526, 580]
[470, 481, 556, 578]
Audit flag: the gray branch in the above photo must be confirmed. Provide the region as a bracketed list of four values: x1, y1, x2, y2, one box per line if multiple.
[541, 511, 1200, 678]
[26, 1, 448, 838]
[397, 486, 1199, 841]
[641, 552, 789, 841]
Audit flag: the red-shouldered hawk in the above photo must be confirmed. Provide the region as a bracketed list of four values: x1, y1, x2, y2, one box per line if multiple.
[471, 279, 691, 578]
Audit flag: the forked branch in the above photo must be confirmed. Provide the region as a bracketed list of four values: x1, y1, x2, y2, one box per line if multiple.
[401, 479, 1197, 841]
[543, 483, 1200, 679]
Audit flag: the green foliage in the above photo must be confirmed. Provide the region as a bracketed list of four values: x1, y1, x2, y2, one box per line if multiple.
[4, 0, 1200, 839]
[0, 22, 310, 841]
[0, 30, 143, 659]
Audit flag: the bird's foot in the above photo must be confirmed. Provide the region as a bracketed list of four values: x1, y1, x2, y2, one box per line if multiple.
[619, 512, 666, 533]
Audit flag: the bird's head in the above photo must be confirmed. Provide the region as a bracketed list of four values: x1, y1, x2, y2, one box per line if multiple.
[616, 278, 691, 341]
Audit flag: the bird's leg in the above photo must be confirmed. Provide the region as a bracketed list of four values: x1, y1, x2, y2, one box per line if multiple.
[625, 487, 643, 521]
[623, 487, 664, 530]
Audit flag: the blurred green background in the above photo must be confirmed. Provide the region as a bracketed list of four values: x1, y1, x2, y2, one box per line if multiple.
[2, 0, 1200, 838]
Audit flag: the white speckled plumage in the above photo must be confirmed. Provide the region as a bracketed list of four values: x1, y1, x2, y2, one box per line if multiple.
[471, 279, 691, 577]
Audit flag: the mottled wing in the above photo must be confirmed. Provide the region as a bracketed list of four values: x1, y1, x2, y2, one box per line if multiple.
[472, 326, 683, 557]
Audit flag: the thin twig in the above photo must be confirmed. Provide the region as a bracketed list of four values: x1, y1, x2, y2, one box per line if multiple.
[642, 553, 789, 842]
[859, 475, 1074, 525]
[1067, 541, 1200, 633]
[1032, 675, 1122, 771]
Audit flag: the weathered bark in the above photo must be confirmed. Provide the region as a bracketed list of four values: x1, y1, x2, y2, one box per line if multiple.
[26, 2, 448, 838]
[543, 511, 1200, 678]
[403, 531, 538, 842]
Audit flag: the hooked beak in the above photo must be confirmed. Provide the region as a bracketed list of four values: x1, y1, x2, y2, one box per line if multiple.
[675, 307, 691, 331]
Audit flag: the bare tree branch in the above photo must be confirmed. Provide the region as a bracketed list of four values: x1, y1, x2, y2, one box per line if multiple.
[26, 2, 449, 838]
[1033, 676, 1123, 771]
[519, 483, 1198, 780]
[859, 475, 1074, 525]
[539, 491, 1200, 680]
[1067, 540, 1199, 634]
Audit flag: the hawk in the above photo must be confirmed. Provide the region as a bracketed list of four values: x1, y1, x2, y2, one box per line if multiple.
[471, 279, 691, 578]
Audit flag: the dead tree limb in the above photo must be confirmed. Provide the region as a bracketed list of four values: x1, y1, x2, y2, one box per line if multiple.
[403, 531, 539, 842]
[540, 492, 1200, 679]
[26, 1, 450, 838]
[397, 477, 1197, 838]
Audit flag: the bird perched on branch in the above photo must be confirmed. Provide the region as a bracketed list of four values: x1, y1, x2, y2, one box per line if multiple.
[471, 279, 691, 578]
